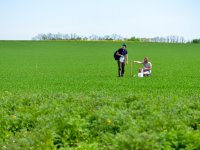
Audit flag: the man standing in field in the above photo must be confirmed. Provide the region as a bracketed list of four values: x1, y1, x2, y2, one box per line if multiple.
[115, 44, 128, 77]
[134, 57, 152, 76]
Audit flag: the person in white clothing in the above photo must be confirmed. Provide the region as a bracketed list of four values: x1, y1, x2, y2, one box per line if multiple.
[134, 57, 152, 76]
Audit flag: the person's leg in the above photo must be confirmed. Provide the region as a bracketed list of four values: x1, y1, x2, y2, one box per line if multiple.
[117, 61, 122, 77]
[143, 71, 151, 76]
[121, 62, 125, 76]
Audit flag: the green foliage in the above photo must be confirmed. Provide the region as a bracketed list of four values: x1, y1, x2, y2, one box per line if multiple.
[0, 41, 200, 149]
[127, 36, 140, 42]
[192, 39, 200, 44]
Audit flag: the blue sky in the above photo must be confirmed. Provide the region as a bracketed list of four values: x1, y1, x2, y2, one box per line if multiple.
[0, 0, 200, 40]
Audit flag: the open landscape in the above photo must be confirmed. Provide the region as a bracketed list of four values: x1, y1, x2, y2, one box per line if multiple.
[0, 41, 200, 149]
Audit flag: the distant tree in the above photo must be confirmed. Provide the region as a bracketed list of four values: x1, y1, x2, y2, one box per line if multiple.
[111, 34, 117, 40]
[139, 38, 151, 42]
[47, 33, 53, 40]
[40, 34, 48, 40]
[192, 39, 200, 44]
[103, 35, 113, 40]
[167, 36, 170, 43]
[55, 33, 63, 40]
[127, 36, 140, 42]
[180, 37, 185, 43]
[89, 34, 99, 40]
[63, 34, 70, 40]
[82, 37, 88, 41]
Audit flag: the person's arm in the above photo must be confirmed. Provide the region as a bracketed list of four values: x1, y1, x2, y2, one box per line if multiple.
[116, 52, 123, 57]
[143, 67, 151, 71]
[134, 61, 143, 64]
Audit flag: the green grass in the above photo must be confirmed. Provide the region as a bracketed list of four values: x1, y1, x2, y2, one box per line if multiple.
[0, 41, 200, 149]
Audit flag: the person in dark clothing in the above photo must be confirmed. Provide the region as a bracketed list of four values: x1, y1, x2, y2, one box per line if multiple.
[116, 44, 128, 77]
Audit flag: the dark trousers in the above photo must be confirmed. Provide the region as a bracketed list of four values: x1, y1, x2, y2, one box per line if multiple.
[117, 60, 125, 77]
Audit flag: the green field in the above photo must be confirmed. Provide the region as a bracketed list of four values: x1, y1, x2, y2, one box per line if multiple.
[0, 41, 200, 149]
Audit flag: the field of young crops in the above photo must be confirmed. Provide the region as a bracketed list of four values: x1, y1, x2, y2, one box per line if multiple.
[0, 41, 200, 149]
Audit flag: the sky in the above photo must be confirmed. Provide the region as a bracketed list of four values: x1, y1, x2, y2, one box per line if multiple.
[0, 0, 200, 40]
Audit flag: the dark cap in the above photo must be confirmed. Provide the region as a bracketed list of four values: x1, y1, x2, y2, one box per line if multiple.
[122, 43, 127, 47]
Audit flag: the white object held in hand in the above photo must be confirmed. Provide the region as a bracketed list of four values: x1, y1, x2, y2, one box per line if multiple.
[138, 69, 143, 78]
[138, 73, 143, 78]
[119, 56, 125, 63]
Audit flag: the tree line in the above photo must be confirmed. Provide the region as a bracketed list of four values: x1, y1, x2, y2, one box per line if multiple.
[32, 33, 124, 41]
[32, 33, 199, 43]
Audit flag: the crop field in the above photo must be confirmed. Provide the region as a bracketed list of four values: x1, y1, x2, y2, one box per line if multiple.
[0, 41, 200, 149]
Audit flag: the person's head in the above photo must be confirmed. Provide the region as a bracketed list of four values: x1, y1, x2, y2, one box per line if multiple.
[144, 57, 149, 63]
[122, 44, 126, 49]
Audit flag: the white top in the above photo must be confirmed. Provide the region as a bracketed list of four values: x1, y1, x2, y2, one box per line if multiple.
[143, 62, 152, 73]
[143, 62, 152, 68]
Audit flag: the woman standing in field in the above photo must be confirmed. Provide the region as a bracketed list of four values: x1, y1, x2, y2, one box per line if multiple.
[134, 57, 152, 76]
[115, 44, 128, 77]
